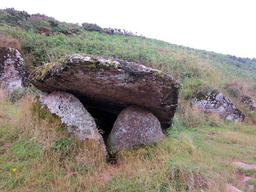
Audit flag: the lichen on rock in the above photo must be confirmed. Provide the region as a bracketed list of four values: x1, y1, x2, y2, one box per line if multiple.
[37, 91, 108, 157]
[0, 47, 27, 91]
[29, 54, 180, 128]
[191, 90, 245, 122]
[241, 95, 256, 112]
[107, 105, 165, 155]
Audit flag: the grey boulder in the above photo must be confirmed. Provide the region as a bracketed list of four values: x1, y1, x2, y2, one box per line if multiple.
[0, 47, 27, 91]
[107, 105, 165, 155]
[191, 91, 244, 122]
[241, 95, 256, 113]
[38, 91, 107, 156]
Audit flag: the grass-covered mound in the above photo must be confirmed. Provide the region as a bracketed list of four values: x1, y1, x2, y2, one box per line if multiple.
[1, 8, 256, 191]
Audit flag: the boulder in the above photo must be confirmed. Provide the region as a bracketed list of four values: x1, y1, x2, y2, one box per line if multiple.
[38, 91, 107, 156]
[191, 90, 244, 122]
[107, 105, 164, 155]
[0, 47, 27, 91]
[29, 54, 180, 128]
[241, 95, 256, 112]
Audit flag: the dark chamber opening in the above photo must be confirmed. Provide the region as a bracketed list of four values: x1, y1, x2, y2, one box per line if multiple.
[86, 108, 117, 142]
[73, 92, 127, 142]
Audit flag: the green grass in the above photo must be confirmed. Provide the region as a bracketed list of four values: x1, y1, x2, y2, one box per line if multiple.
[1, 15, 256, 110]
[1, 91, 256, 191]
[1, 8, 256, 191]
[246, 179, 256, 188]
[240, 168, 256, 177]
[2, 23, 256, 126]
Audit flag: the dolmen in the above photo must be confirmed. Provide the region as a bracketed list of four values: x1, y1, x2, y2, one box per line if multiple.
[29, 54, 180, 156]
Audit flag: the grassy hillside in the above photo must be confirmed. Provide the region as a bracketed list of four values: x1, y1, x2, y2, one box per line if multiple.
[1, 8, 256, 191]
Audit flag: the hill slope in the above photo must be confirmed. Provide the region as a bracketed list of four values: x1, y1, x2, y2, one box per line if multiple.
[1, 8, 256, 191]
[1, 8, 256, 127]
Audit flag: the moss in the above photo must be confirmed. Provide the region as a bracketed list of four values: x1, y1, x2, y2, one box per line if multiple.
[174, 84, 180, 89]
[9, 48, 16, 55]
[194, 87, 218, 100]
[41, 63, 53, 76]
[32, 95, 66, 131]
[34, 63, 54, 80]
[79, 58, 96, 68]
[107, 60, 119, 67]
[196, 92, 208, 100]
[151, 69, 165, 78]
[89, 58, 96, 63]
[109, 60, 114, 65]
[106, 137, 116, 157]
[83, 63, 95, 68]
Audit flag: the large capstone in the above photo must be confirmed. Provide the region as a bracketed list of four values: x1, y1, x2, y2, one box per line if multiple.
[107, 105, 165, 155]
[0, 47, 27, 91]
[38, 91, 107, 156]
[29, 54, 180, 128]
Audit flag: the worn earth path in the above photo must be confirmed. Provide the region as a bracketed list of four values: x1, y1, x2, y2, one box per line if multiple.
[227, 162, 256, 191]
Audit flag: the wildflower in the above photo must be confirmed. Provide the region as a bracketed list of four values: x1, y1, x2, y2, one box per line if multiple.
[12, 168, 17, 172]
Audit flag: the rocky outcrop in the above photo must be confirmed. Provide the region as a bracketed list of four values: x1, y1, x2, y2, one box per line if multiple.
[29, 54, 180, 128]
[191, 90, 244, 122]
[0, 47, 27, 91]
[241, 95, 256, 112]
[38, 91, 107, 156]
[107, 105, 164, 155]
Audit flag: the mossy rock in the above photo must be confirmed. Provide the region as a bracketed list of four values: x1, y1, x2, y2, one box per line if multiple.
[196, 87, 219, 100]
[28, 54, 180, 129]
[32, 95, 66, 131]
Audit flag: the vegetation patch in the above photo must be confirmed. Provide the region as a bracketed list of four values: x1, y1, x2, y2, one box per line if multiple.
[246, 178, 256, 188]
[1, 7, 256, 191]
[239, 168, 256, 177]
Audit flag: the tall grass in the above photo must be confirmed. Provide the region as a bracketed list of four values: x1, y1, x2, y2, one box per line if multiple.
[1, 87, 256, 191]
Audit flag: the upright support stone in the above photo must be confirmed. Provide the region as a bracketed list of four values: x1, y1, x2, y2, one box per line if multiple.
[38, 91, 107, 157]
[107, 105, 165, 155]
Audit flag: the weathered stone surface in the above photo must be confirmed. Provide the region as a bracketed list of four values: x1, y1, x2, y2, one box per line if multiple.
[29, 54, 180, 128]
[107, 105, 165, 155]
[0, 47, 27, 91]
[191, 90, 245, 122]
[241, 95, 256, 112]
[38, 91, 107, 156]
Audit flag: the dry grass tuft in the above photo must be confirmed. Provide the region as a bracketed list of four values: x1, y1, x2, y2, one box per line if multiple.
[177, 102, 224, 128]
[0, 35, 21, 51]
